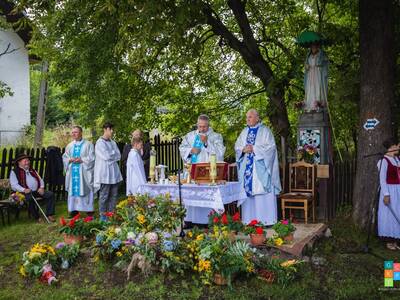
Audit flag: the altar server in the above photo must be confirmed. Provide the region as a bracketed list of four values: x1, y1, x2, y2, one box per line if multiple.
[126, 137, 147, 196]
[234, 109, 281, 225]
[377, 138, 400, 250]
[94, 122, 123, 218]
[179, 114, 226, 224]
[63, 126, 95, 215]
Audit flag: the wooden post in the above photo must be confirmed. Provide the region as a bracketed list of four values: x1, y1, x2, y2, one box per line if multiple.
[34, 60, 49, 148]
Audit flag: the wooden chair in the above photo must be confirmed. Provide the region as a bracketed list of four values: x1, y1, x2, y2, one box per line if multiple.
[0, 179, 12, 225]
[280, 161, 316, 224]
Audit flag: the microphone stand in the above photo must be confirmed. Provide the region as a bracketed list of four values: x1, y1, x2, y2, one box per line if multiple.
[177, 166, 185, 238]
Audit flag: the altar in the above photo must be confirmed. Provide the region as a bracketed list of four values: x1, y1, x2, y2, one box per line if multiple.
[137, 182, 247, 213]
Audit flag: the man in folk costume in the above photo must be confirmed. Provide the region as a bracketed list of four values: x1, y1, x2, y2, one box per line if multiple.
[63, 126, 95, 216]
[234, 109, 281, 225]
[126, 137, 147, 195]
[94, 122, 123, 219]
[10, 153, 56, 222]
[179, 114, 226, 224]
[377, 138, 400, 250]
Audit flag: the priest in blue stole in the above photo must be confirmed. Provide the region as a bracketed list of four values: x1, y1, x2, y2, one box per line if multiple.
[234, 109, 281, 225]
[179, 114, 226, 224]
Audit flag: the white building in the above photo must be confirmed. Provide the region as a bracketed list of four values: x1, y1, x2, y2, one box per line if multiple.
[0, 0, 33, 147]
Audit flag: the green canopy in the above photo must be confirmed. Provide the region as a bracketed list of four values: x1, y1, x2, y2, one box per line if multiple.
[296, 31, 326, 47]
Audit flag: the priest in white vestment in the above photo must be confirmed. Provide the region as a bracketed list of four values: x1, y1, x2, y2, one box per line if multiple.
[179, 114, 226, 224]
[126, 137, 147, 196]
[94, 122, 123, 217]
[63, 126, 95, 214]
[234, 109, 281, 225]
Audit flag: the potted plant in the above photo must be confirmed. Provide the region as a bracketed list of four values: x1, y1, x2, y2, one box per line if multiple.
[59, 214, 102, 244]
[244, 219, 266, 246]
[272, 219, 296, 242]
[55, 242, 80, 269]
[296, 145, 317, 164]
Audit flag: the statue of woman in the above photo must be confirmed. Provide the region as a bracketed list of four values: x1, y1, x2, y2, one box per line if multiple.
[304, 43, 328, 112]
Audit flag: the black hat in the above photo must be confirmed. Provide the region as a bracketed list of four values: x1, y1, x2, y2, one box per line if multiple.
[14, 153, 32, 164]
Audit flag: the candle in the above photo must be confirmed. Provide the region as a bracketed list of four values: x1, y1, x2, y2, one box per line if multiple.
[149, 149, 156, 178]
[209, 153, 217, 182]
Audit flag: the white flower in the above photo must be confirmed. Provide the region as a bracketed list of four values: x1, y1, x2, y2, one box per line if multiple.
[115, 227, 122, 235]
[127, 232, 136, 240]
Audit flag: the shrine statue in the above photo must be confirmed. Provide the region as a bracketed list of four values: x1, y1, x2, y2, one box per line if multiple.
[304, 42, 328, 112]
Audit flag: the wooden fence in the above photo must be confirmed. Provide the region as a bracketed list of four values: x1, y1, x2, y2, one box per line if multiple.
[152, 135, 183, 173]
[331, 158, 357, 214]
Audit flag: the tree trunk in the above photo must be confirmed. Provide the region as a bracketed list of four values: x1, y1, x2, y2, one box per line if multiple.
[34, 60, 49, 148]
[352, 0, 395, 229]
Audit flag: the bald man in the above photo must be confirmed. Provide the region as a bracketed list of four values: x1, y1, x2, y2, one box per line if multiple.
[234, 109, 281, 225]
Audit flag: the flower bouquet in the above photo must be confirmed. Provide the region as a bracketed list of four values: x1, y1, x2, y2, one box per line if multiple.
[208, 210, 243, 234]
[297, 145, 317, 164]
[10, 192, 25, 206]
[19, 243, 57, 281]
[243, 220, 266, 246]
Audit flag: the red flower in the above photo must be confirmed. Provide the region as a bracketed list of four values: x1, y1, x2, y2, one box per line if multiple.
[83, 216, 93, 223]
[60, 217, 67, 226]
[221, 214, 228, 225]
[72, 213, 81, 221]
[249, 219, 258, 226]
[255, 227, 264, 234]
[232, 212, 240, 222]
[213, 217, 219, 224]
[104, 212, 114, 217]
[69, 219, 75, 228]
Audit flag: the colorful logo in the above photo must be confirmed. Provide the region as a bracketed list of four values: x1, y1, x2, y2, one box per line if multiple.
[384, 261, 400, 287]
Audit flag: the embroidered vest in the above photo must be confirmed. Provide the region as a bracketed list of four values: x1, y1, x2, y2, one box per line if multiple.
[384, 157, 400, 184]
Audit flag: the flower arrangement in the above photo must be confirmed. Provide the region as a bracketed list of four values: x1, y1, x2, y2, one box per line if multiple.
[55, 242, 80, 269]
[20, 243, 57, 279]
[208, 210, 243, 232]
[59, 214, 104, 238]
[10, 192, 25, 206]
[297, 144, 317, 164]
[272, 219, 296, 238]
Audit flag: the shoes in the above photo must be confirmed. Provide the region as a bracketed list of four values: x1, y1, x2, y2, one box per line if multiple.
[387, 243, 397, 251]
[48, 215, 56, 222]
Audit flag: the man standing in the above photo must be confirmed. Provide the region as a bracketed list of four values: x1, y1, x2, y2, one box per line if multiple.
[94, 122, 123, 219]
[179, 114, 225, 224]
[234, 109, 281, 225]
[63, 126, 95, 216]
[10, 153, 56, 222]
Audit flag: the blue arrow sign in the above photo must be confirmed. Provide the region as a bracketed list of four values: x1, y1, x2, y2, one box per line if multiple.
[363, 118, 380, 130]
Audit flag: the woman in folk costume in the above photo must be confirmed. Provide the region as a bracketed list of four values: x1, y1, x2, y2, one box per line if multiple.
[179, 114, 226, 225]
[126, 137, 147, 196]
[377, 138, 400, 250]
[234, 109, 281, 225]
[63, 126, 95, 216]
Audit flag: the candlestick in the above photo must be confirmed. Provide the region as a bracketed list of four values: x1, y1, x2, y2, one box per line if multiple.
[149, 148, 156, 183]
[209, 153, 217, 185]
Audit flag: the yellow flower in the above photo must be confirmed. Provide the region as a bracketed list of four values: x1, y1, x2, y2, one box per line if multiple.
[122, 246, 128, 253]
[246, 266, 254, 273]
[117, 199, 128, 209]
[28, 251, 41, 260]
[46, 246, 56, 255]
[187, 231, 193, 238]
[116, 251, 123, 257]
[198, 259, 211, 272]
[274, 238, 284, 246]
[196, 234, 204, 241]
[137, 214, 146, 224]
[19, 265, 27, 277]
[281, 259, 297, 267]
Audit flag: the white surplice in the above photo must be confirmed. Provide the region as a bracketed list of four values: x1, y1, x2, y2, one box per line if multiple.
[94, 137, 123, 192]
[63, 139, 95, 212]
[179, 127, 226, 224]
[234, 123, 281, 225]
[126, 149, 147, 196]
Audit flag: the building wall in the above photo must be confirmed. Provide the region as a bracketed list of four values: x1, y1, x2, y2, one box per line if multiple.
[0, 29, 30, 146]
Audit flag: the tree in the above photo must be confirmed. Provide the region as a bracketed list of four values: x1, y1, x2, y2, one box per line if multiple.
[352, 0, 396, 229]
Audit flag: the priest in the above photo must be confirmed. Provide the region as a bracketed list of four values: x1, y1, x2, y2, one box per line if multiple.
[179, 114, 225, 224]
[63, 126, 95, 216]
[234, 109, 281, 225]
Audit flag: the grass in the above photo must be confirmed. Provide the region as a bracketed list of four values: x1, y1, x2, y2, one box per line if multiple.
[0, 202, 399, 299]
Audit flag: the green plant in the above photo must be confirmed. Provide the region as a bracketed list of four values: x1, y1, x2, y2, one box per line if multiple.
[59, 214, 104, 237]
[208, 210, 243, 232]
[243, 219, 265, 235]
[55, 242, 80, 268]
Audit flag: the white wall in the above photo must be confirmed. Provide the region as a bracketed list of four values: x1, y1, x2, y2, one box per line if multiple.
[0, 29, 30, 146]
